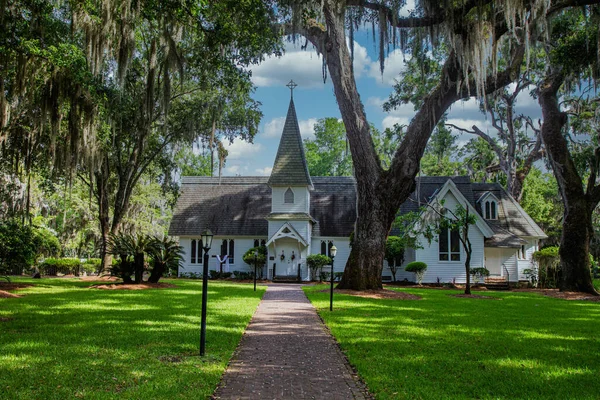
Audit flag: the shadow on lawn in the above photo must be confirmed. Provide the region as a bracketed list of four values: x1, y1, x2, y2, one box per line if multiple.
[0, 279, 264, 399]
[307, 287, 600, 399]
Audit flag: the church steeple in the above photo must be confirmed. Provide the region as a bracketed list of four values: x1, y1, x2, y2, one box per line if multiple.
[267, 81, 313, 188]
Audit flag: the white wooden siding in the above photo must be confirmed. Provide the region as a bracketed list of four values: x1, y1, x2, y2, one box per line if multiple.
[268, 220, 311, 243]
[310, 237, 350, 278]
[406, 191, 486, 284]
[271, 186, 310, 213]
[178, 236, 266, 277]
[382, 247, 415, 281]
[517, 238, 539, 280]
[485, 247, 518, 282]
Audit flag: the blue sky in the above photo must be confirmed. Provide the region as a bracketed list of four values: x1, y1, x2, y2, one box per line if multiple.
[220, 30, 541, 176]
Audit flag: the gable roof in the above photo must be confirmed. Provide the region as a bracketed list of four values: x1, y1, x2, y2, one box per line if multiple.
[267, 98, 313, 188]
[394, 176, 546, 245]
[169, 176, 356, 237]
[472, 183, 547, 239]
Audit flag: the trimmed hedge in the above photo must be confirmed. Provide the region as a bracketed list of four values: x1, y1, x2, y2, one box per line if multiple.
[405, 261, 427, 273]
[39, 258, 81, 276]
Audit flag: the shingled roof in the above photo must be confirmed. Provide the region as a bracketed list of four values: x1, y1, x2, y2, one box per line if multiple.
[267, 98, 313, 188]
[168, 176, 356, 237]
[394, 176, 546, 246]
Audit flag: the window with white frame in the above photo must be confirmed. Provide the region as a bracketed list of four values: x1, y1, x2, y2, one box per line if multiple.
[190, 239, 203, 264]
[220, 239, 235, 264]
[484, 200, 497, 219]
[439, 228, 460, 261]
[284, 188, 294, 204]
[253, 239, 266, 248]
[519, 245, 526, 259]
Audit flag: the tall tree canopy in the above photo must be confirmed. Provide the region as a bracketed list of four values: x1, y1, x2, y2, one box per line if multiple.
[276, 0, 578, 290]
[1, 0, 281, 270]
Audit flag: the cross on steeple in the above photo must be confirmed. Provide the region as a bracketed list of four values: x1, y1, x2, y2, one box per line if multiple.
[286, 80, 298, 98]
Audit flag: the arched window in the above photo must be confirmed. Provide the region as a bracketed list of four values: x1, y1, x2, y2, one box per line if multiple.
[191, 240, 197, 264]
[284, 188, 294, 204]
[485, 200, 497, 219]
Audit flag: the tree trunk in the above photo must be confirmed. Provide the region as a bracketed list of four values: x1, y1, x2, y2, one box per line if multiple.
[538, 72, 598, 295]
[300, 2, 523, 290]
[96, 159, 112, 274]
[148, 262, 163, 283]
[134, 252, 144, 283]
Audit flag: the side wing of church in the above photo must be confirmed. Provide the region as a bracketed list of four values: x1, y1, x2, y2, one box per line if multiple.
[168, 96, 356, 281]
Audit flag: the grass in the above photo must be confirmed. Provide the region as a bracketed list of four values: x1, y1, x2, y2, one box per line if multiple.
[0, 278, 265, 400]
[304, 285, 600, 399]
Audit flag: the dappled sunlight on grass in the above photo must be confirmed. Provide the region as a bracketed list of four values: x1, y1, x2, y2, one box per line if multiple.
[304, 285, 600, 399]
[0, 278, 265, 399]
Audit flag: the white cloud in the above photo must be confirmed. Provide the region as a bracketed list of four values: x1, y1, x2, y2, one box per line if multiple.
[348, 41, 372, 79]
[225, 165, 240, 175]
[382, 116, 410, 130]
[255, 167, 273, 176]
[368, 49, 409, 86]
[261, 116, 318, 140]
[446, 118, 493, 132]
[250, 42, 324, 88]
[223, 138, 262, 160]
[262, 117, 286, 138]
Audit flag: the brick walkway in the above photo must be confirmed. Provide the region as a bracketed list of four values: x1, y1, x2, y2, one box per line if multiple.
[213, 284, 371, 399]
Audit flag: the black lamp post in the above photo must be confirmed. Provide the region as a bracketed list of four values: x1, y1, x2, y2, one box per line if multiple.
[253, 250, 258, 292]
[329, 245, 337, 311]
[200, 228, 213, 357]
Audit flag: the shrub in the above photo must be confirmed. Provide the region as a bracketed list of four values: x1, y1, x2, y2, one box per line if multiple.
[39, 258, 81, 275]
[532, 246, 560, 288]
[405, 261, 427, 285]
[242, 246, 267, 267]
[209, 270, 232, 279]
[233, 270, 252, 280]
[320, 270, 330, 282]
[82, 258, 101, 274]
[334, 272, 344, 281]
[147, 237, 183, 283]
[306, 254, 331, 281]
[0, 221, 38, 275]
[470, 267, 490, 283]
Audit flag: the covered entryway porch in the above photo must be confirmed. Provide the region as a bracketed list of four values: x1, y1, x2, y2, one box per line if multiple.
[266, 223, 309, 282]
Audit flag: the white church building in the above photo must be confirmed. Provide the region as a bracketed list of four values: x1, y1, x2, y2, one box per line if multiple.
[168, 92, 546, 283]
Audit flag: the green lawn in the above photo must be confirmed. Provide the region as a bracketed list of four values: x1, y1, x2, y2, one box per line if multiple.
[304, 285, 600, 400]
[0, 278, 265, 400]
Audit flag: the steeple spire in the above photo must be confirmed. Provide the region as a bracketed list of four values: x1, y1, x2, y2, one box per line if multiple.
[267, 82, 312, 188]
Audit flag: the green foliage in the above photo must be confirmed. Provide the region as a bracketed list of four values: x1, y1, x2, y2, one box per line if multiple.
[0, 222, 40, 274]
[233, 270, 253, 280]
[405, 261, 427, 273]
[82, 258, 101, 274]
[242, 246, 267, 267]
[470, 267, 490, 283]
[38, 258, 81, 276]
[304, 118, 353, 176]
[521, 168, 563, 242]
[147, 237, 184, 283]
[306, 254, 332, 281]
[209, 270, 232, 279]
[532, 246, 560, 288]
[405, 261, 427, 285]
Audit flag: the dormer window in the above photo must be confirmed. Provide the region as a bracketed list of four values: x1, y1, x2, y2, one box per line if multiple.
[485, 200, 497, 220]
[284, 187, 294, 204]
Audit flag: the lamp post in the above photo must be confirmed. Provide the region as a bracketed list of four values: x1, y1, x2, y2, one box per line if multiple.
[200, 228, 213, 357]
[329, 245, 337, 311]
[253, 250, 258, 292]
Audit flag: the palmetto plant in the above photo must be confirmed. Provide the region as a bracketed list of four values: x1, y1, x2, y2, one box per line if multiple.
[147, 237, 184, 283]
[108, 233, 154, 283]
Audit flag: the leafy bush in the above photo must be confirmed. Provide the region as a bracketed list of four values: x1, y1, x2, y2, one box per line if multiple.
[532, 246, 560, 288]
[334, 271, 344, 281]
[209, 270, 232, 279]
[470, 267, 490, 283]
[242, 246, 267, 267]
[147, 237, 183, 283]
[405, 261, 427, 285]
[233, 270, 253, 280]
[320, 270, 331, 281]
[82, 258, 101, 274]
[39, 258, 81, 275]
[0, 221, 42, 275]
[306, 254, 331, 281]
